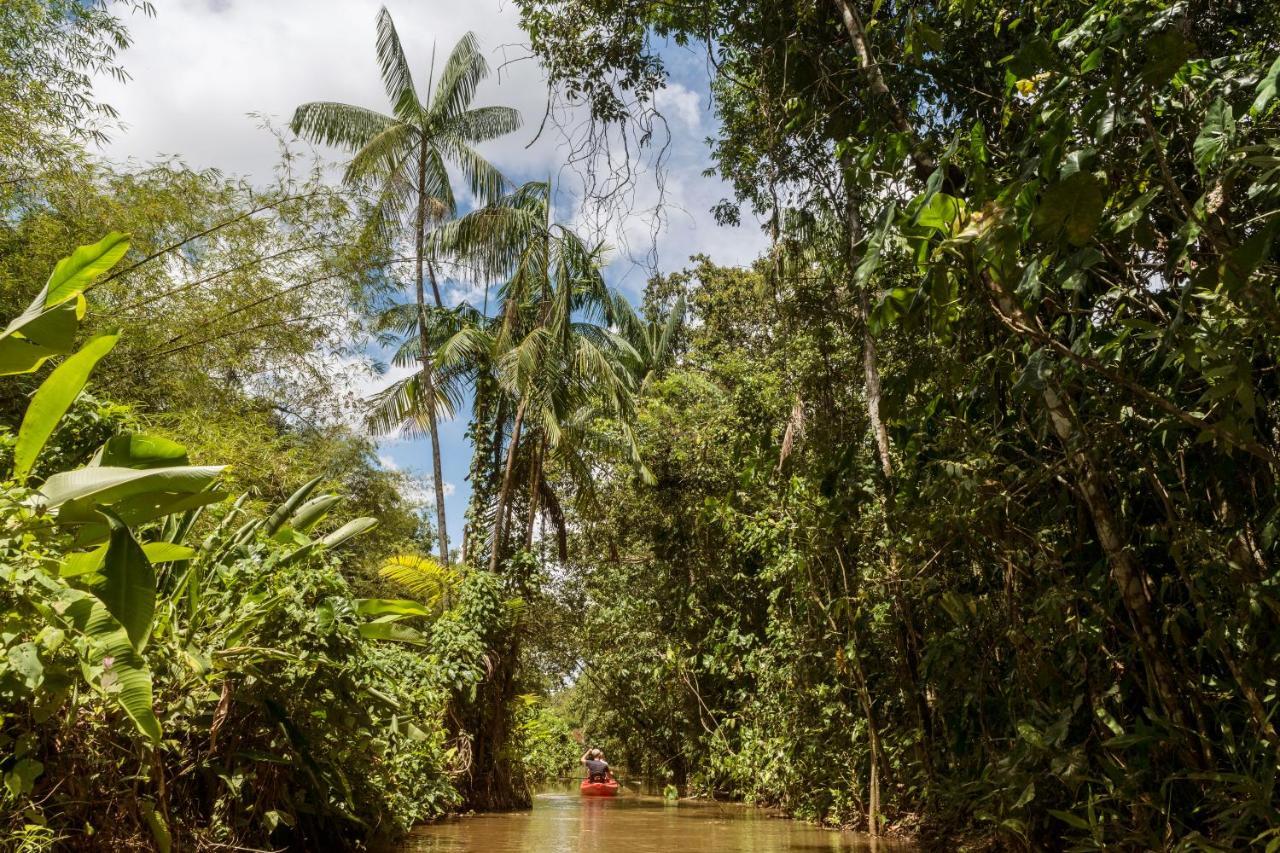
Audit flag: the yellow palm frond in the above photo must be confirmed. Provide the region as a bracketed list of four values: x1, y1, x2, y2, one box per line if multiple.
[379, 554, 463, 610]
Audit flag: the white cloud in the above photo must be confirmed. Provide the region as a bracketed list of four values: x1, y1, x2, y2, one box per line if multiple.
[92, 0, 769, 547]
[92, 0, 768, 286]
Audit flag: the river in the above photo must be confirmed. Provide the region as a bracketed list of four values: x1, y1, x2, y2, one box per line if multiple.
[398, 786, 908, 853]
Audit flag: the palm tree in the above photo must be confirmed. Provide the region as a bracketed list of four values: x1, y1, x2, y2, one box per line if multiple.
[610, 291, 686, 393]
[432, 181, 635, 571]
[290, 8, 520, 566]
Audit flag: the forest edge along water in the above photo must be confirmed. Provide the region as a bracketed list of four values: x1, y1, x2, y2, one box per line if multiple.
[400, 784, 907, 853]
[4, 0, 1280, 851]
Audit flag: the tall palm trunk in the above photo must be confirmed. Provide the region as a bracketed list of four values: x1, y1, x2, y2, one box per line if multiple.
[489, 394, 527, 571]
[416, 140, 450, 566]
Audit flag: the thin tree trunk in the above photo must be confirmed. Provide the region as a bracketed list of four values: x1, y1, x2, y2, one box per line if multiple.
[523, 438, 544, 549]
[986, 275, 1194, 737]
[416, 141, 450, 566]
[843, 166, 935, 784]
[830, 0, 936, 183]
[489, 395, 527, 571]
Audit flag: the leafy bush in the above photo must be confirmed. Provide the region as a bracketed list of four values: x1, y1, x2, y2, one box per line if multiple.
[0, 237, 495, 849]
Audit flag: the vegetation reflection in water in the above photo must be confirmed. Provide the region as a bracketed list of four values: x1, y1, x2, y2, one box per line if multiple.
[400, 789, 908, 853]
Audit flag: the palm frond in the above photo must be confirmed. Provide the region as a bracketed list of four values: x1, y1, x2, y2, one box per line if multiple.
[375, 7, 420, 115]
[449, 105, 523, 144]
[430, 31, 486, 124]
[379, 554, 463, 610]
[291, 101, 395, 151]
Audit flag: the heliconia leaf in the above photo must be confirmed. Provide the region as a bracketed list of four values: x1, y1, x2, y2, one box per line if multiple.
[265, 476, 324, 535]
[90, 433, 190, 469]
[58, 588, 161, 742]
[287, 494, 342, 533]
[39, 465, 225, 509]
[358, 616, 428, 645]
[1252, 54, 1280, 115]
[61, 544, 109, 578]
[0, 236, 127, 375]
[13, 332, 120, 483]
[142, 542, 198, 563]
[1, 297, 81, 352]
[94, 510, 156, 653]
[64, 490, 230, 548]
[355, 598, 434, 619]
[319, 517, 378, 549]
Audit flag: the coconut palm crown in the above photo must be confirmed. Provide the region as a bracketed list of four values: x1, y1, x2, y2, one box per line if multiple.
[290, 8, 521, 567]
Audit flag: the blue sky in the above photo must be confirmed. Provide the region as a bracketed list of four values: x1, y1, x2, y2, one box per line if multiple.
[93, 0, 768, 551]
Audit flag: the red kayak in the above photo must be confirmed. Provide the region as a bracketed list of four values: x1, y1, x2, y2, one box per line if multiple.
[580, 778, 620, 797]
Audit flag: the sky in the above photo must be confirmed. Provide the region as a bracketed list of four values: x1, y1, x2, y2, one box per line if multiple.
[92, 0, 768, 551]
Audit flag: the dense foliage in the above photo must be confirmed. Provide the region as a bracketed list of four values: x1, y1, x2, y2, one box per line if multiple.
[516, 0, 1280, 847]
[6, 0, 1280, 849]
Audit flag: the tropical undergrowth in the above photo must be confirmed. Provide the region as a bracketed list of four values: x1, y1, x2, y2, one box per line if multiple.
[0, 239, 521, 850]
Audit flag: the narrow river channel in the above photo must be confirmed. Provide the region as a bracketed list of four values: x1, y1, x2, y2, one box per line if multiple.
[398, 787, 908, 853]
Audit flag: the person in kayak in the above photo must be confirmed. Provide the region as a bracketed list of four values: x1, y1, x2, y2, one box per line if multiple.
[581, 748, 612, 783]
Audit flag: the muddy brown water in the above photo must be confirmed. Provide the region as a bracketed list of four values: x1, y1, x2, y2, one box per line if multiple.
[398, 784, 909, 853]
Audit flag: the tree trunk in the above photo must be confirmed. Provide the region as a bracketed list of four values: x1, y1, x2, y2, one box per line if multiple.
[843, 165, 936, 784]
[986, 276, 1194, 738]
[489, 395, 527, 571]
[416, 141, 450, 566]
[523, 438, 544, 549]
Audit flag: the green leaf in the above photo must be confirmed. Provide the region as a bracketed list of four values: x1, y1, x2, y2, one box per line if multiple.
[94, 510, 156, 653]
[320, 517, 378, 548]
[1193, 98, 1235, 175]
[0, 335, 61, 376]
[7, 643, 44, 689]
[140, 800, 172, 853]
[44, 232, 130, 308]
[142, 542, 198, 563]
[288, 494, 342, 533]
[266, 476, 323, 535]
[1112, 188, 1161, 233]
[4, 758, 44, 797]
[1252, 54, 1280, 115]
[358, 616, 428, 645]
[1033, 172, 1105, 247]
[1048, 809, 1092, 830]
[916, 193, 965, 233]
[355, 598, 434, 618]
[13, 331, 120, 482]
[39, 465, 225, 509]
[60, 592, 161, 742]
[61, 544, 108, 578]
[91, 433, 189, 469]
[855, 203, 896, 287]
[1, 297, 81, 353]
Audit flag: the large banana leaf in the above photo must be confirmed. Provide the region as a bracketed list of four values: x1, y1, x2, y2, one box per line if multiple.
[41, 232, 131, 308]
[95, 511, 156, 652]
[13, 331, 120, 482]
[39, 465, 225, 509]
[90, 432, 190, 469]
[55, 588, 161, 742]
[265, 476, 323, 535]
[355, 598, 434, 619]
[0, 233, 129, 376]
[62, 541, 197, 579]
[287, 494, 342, 533]
[358, 616, 427, 645]
[63, 490, 229, 547]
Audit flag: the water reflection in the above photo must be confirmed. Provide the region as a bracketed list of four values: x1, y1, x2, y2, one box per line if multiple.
[398, 788, 908, 853]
